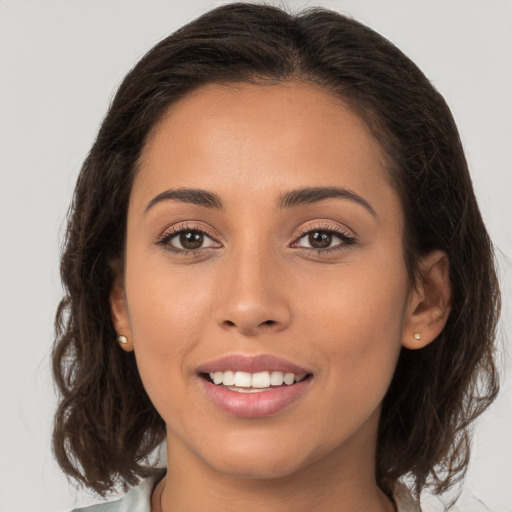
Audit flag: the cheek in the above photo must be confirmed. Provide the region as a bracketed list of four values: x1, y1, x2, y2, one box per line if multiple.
[298, 256, 408, 414]
[126, 235, 219, 332]
[123, 256, 216, 415]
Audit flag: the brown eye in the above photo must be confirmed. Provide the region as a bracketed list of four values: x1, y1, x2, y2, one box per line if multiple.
[308, 231, 332, 249]
[178, 231, 204, 249]
[164, 229, 219, 251]
[294, 228, 355, 252]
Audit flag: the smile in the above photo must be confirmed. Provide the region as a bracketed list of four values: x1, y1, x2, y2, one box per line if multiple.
[208, 370, 308, 390]
[197, 354, 313, 417]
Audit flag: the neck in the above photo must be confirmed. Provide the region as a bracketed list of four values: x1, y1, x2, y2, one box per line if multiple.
[153, 413, 395, 512]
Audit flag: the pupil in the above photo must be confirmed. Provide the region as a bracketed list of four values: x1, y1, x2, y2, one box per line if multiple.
[180, 231, 203, 249]
[309, 231, 332, 248]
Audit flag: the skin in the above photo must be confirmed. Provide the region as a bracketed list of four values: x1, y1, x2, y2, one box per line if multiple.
[111, 82, 450, 512]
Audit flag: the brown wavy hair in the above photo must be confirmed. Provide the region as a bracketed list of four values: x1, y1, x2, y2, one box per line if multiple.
[52, 2, 500, 502]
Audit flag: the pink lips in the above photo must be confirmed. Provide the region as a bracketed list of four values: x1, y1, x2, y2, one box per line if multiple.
[196, 354, 311, 375]
[197, 354, 312, 418]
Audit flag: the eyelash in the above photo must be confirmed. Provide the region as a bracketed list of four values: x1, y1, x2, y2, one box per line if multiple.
[155, 223, 220, 256]
[155, 223, 356, 256]
[292, 223, 356, 254]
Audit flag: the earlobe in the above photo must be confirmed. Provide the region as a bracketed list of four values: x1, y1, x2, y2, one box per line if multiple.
[402, 250, 451, 350]
[110, 272, 134, 352]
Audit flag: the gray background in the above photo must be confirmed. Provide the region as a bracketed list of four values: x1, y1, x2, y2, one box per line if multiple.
[0, 1, 511, 510]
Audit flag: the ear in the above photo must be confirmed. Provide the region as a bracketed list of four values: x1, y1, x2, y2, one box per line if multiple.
[402, 250, 451, 350]
[110, 270, 134, 352]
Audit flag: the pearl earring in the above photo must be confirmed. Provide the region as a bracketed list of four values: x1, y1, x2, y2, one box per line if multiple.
[413, 333, 421, 340]
[117, 335, 128, 345]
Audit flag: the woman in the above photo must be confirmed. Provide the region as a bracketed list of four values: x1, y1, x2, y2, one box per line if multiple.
[52, 3, 500, 511]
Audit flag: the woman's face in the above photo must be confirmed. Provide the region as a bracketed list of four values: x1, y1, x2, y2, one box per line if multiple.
[114, 82, 416, 479]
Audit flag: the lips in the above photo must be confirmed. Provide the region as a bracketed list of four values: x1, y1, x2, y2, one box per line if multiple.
[197, 354, 311, 375]
[197, 354, 313, 417]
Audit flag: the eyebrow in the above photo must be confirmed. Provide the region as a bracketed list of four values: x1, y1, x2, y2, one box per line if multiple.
[279, 186, 377, 217]
[144, 188, 223, 214]
[144, 185, 376, 217]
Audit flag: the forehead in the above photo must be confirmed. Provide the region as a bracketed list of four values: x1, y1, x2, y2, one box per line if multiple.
[134, 82, 397, 214]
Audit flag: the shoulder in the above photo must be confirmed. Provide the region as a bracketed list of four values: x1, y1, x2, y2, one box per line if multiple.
[394, 482, 422, 512]
[71, 474, 163, 512]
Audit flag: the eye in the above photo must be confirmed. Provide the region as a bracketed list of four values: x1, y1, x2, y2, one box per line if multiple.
[293, 228, 355, 251]
[301, 231, 335, 249]
[157, 226, 220, 253]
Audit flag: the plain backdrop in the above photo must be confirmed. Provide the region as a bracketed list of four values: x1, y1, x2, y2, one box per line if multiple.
[0, 1, 511, 511]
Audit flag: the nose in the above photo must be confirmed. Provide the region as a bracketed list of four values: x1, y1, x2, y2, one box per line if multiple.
[215, 246, 292, 337]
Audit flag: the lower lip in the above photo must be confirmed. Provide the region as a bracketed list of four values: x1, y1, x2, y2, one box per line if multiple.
[199, 377, 312, 418]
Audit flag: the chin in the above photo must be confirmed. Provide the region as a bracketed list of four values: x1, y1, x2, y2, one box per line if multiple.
[191, 428, 329, 481]
[209, 451, 312, 481]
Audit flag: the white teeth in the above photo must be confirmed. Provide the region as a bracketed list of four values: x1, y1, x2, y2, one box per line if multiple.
[222, 370, 235, 386]
[270, 371, 284, 386]
[226, 386, 274, 393]
[283, 373, 295, 385]
[252, 371, 271, 388]
[207, 370, 308, 388]
[234, 371, 252, 388]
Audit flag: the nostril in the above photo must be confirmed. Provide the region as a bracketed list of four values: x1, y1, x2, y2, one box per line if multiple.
[219, 316, 286, 334]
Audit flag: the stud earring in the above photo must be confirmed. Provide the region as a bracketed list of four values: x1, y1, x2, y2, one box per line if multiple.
[117, 335, 128, 345]
[413, 333, 421, 340]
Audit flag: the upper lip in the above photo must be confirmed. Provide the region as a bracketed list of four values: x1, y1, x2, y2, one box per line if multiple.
[196, 354, 312, 375]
